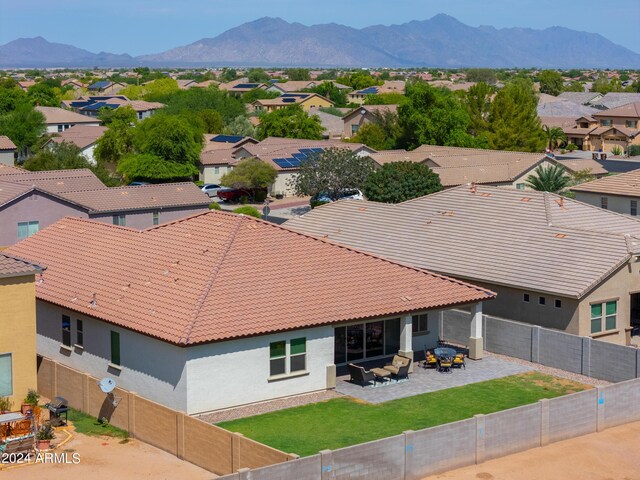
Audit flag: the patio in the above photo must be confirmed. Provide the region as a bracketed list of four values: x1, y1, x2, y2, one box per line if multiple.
[336, 351, 532, 404]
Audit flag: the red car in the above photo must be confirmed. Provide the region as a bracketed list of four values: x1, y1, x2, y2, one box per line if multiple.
[216, 187, 266, 202]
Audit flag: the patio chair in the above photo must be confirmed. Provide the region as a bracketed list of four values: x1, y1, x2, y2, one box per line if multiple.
[423, 348, 437, 369]
[452, 353, 466, 369]
[438, 356, 453, 373]
[383, 355, 412, 381]
[348, 363, 375, 387]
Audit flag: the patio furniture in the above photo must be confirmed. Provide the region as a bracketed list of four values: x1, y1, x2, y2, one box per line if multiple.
[438, 356, 453, 373]
[45, 397, 68, 426]
[383, 355, 412, 381]
[423, 348, 437, 369]
[434, 347, 457, 359]
[371, 367, 392, 386]
[348, 363, 375, 387]
[453, 353, 466, 369]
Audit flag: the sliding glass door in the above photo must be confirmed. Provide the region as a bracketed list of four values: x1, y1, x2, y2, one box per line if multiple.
[334, 318, 400, 364]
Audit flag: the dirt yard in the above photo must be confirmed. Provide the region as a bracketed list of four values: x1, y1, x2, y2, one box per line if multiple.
[425, 421, 640, 480]
[0, 431, 215, 480]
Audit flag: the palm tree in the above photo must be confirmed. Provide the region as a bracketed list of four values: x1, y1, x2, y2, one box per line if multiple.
[525, 164, 570, 193]
[543, 125, 567, 151]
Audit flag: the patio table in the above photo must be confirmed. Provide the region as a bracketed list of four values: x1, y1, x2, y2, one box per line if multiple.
[434, 347, 457, 358]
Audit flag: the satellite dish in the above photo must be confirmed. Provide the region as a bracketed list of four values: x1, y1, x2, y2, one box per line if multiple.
[98, 378, 116, 394]
[360, 109, 366, 115]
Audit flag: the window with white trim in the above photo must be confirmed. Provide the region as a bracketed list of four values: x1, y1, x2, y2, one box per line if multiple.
[269, 338, 307, 376]
[412, 314, 429, 334]
[631, 200, 637, 216]
[17, 221, 39, 240]
[591, 301, 617, 334]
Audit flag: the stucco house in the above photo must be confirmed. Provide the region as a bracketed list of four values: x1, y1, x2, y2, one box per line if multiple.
[253, 93, 334, 113]
[0, 168, 211, 246]
[347, 81, 405, 105]
[44, 125, 107, 165]
[35, 106, 101, 133]
[65, 96, 165, 120]
[0, 136, 17, 166]
[571, 168, 640, 216]
[285, 185, 640, 346]
[87, 80, 126, 95]
[6, 212, 493, 414]
[342, 105, 399, 139]
[0, 254, 42, 408]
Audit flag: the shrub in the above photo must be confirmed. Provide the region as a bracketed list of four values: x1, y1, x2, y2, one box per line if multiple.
[310, 200, 330, 209]
[629, 145, 640, 157]
[611, 145, 623, 156]
[0, 397, 12, 412]
[233, 206, 261, 218]
[24, 389, 40, 406]
[566, 143, 578, 152]
[37, 422, 56, 441]
[209, 202, 221, 210]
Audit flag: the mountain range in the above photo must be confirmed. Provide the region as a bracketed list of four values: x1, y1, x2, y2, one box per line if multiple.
[2, 15, 639, 69]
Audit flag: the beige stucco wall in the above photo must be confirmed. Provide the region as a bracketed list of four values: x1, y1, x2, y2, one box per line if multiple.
[574, 192, 639, 217]
[201, 165, 233, 184]
[0, 274, 37, 407]
[343, 111, 375, 138]
[269, 172, 297, 196]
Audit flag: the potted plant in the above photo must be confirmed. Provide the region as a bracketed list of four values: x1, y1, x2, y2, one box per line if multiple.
[21, 389, 40, 415]
[0, 396, 12, 414]
[37, 422, 55, 451]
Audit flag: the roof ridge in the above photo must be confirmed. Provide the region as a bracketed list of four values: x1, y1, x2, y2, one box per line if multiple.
[182, 215, 245, 344]
[61, 181, 197, 194]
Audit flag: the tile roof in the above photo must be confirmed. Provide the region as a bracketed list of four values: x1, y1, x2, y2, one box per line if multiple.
[6, 213, 494, 345]
[556, 159, 608, 176]
[35, 106, 101, 125]
[48, 125, 107, 150]
[0, 180, 33, 207]
[536, 99, 599, 118]
[342, 104, 399, 120]
[284, 185, 640, 298]
[557, 92, 602, 105]
[590, 93, 640, 110]
[0, 168, 106, 193]
[270, 81, 317, 92]
[0, 253, 43, 278]
[369, 150, 431, 165]
[430, 160, 544, 187]
[592, 102, 640, 119]
[59, 182, 211, 213]
[0, 136, 17, 150]
[571, 168, 640, 197]
[200, 148, 238, 166]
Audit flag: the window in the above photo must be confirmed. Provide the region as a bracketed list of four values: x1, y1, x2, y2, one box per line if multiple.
[62, 315, 71, 347]
[631, 200, 637, 216]
[269, 341, 286, 376]
[214, 166, 220, 174]
[539, 296, 546, 306]
[555, 299, 562, 308]
[516, 183, 525, 190]
[601, 197, 608, 210]
[137, 112, 143, 120]
[626, 120, 638, 129]
[351, 124, 360, 135]
[0, 354, 12, 397]
[17, 221, 39, 240]
[600, 119, 612, 127]
[523, 293, 530, 303]
[57, 125, 64, 132]
[152, 212, 160, 226]
[112, 214, 126, 226]
[76, 319, 83, 347]
[591, 301, 617, 334]
[290, 338, 306, 372]
[110, 331, 120, 366]
[412, 314, 429, 334]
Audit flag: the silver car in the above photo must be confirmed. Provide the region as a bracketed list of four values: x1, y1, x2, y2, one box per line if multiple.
[201, 184, 222, 198]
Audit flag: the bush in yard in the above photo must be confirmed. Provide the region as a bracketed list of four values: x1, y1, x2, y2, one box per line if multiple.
[310, 200, 330, 209]
[611, 145, 623, 156]
[233, 206, 261, 218]
[209, 202, 221, 210]
[566, 143, 578, 152]
[364, 161, 443, 203]
[629, 145, 640, 157]
[220, 157, 277, 201]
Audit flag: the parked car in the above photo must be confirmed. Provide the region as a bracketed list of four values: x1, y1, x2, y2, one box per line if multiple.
[313, 189, 364, 204]
[201, 184, 222, 198]
[217, 187, 267, 202]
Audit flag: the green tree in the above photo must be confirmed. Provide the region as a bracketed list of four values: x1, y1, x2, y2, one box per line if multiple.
[220, 157, 277, 198]
[117, 153, 197, 183]
[134, 115, 203, 165]
[465, 82, 493, 136]
[538, 70, 564, 96]
[351, 123, 389, 150]
[289, 148, 375, 200]
[143, 78, 179, 102]
[159, 87, 246, 124]
[285, 68, 310, 81]
[222, 116, 257, 137]
[525, 164, 570, 193]
[568, 168, 595, 186]
[364, 92, 409, 106]
[241, 88, 280, 104]
[118, 84, 145, 100]
[0, 85, 29, 114]
[256, 105, 324, 140]
[563, 81, 584, 92]
[247, 68, 270, 83]
[337, 72, 380, 91]
[98, 105, 137, 126]
[364, 161, 442, 203]
[232, 206, 261, 218]
[304, 83, 347, 107]
[466, 69, 497, 85]
[95, 106, 137, 164]
[26, 83, 60, 106]
[487, 79, 546, 152]
[220, 68, 238, 83]
[196, 109, 223, 134]
[0, 104, 46, 157]
[543, 125, 567, 150]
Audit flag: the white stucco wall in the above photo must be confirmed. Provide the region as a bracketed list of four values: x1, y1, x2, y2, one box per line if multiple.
[201, 165, 232, 185]
[574, 191, 639, 217]
[185, 325, 334, 414]
[82, 144, 97, 166]
[35, 301, 189, 412]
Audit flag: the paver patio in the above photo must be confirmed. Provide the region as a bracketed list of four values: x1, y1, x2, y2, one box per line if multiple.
[336, 354, 532, 403]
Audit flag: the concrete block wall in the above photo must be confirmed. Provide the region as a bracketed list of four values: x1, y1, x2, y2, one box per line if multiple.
[547, 389, 597, 443]
[238, 455, 321, 480]
[482, 403, 541, 462]
[590, 340, 637, 382]
[600, 379, 640, 429]
[326, 434, 406, 480]
[538, 328, 584, 374]
[484, 316, 533, 361]
[441, 309, 471, 345]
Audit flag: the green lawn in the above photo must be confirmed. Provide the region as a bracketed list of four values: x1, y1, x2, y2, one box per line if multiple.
[68, 408, 129, 440]
[219, 372, 588, 456]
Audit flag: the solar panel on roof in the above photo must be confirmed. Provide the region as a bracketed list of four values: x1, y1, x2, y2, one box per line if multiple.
[311, 148, 324, 153]
[292, 153, 307, 161]
[212, 135, 244, 143]
[234, 83, 260, 89]
[282, 98, 296, 103]
[357, 87, 378, 95]
[273, 158, 292, 168]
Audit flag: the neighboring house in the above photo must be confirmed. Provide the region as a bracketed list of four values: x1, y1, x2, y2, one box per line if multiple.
[536, 96, 599, 119]
[87, 80, 126, 95]
[307, 107, 349, 139]
[199, 135, 259, 184]
[253, 93, 334, 113]
[0, 168, 211, 246]
[427, 80, 476, 91]
[557, 92, 603, 105]
[266, 81, 319, 94]
[342, 105, 399, 138]
[0, 136, 17, 166]
[233, 137, 375, 196]
[17, 80, 36, 91]
[347, 81, 405, 105]
[6, 212, 493, 413]
[176, 79, 198, 89]
[45, 125, 107, 165]
[563, 102, 640, 152]
[35, 106, 101, 133]
[66, 96, 165, 120]
[571, 168, 640, 216]
[286, 185, 640, 346]
[589, 93, 640, 110]
[61, 78, 86, 90]
[0, 253, 42, 408]
[201, 134, 258, 153]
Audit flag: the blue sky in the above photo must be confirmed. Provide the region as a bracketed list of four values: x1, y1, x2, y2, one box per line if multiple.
[1, 0, 638, 56]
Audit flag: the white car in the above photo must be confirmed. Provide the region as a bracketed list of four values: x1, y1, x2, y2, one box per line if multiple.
[315, 189, 364, 203]
[201, 184, 222, 198]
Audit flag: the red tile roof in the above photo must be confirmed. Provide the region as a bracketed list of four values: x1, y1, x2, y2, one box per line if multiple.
[6, 212, 494, 346]
[0, 253, 43, 278]
[0, 136, 17, 150]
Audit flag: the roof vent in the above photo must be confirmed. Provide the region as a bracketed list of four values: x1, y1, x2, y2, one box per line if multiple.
[555, 197, 566, 209]
[520, 197, 531, 202]
[90, 293, 97, 307]
[555, 233, 567, 239]
[121, 191, 128, 195]
[469, 182, 477, 193]
[358, 207, 367, 212]
[480, 193, 491, 197]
